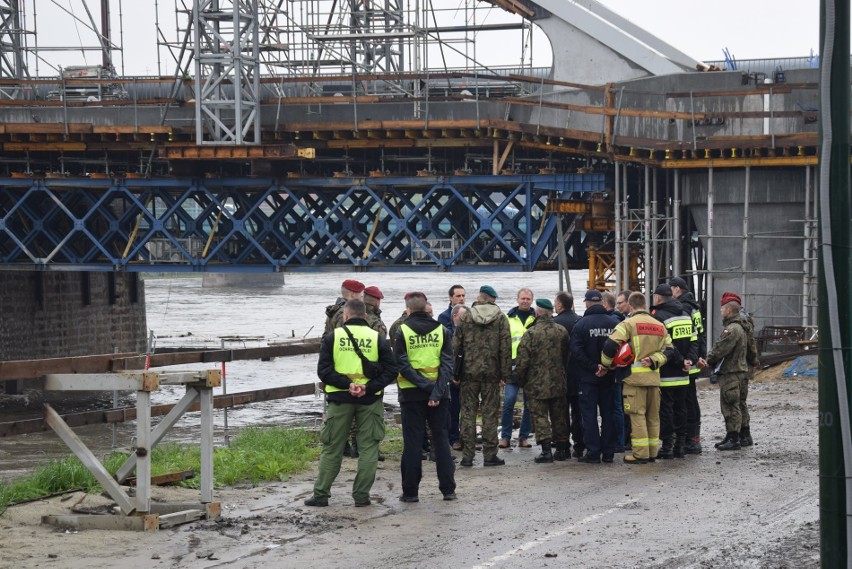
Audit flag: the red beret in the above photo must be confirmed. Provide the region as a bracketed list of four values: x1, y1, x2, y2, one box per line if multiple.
[404, 291, 428, 302]
[342, 279, 365, 293]
[720, 292, 741, 306]
[364, 285, 384, 299]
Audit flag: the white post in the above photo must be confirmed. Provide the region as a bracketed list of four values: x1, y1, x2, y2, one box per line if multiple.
[136, 390, 151, 514]
[706, 167, 715, 342]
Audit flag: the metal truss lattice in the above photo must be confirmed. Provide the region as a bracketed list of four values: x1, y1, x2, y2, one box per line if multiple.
[193, 0, 261, 144]
[0, 1, 26, 97]
[0, 174, 605, 272]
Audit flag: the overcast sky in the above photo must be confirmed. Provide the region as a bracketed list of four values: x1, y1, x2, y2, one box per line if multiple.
[18, 1, 826, 76]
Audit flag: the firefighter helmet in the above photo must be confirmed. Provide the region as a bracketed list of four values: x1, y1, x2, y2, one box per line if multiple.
[613, 342, 634, 367]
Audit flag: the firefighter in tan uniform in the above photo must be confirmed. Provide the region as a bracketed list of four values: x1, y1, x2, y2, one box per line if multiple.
[601, 291, 675, 464]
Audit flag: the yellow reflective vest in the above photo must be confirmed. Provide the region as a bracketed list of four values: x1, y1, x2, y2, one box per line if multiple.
[508, 312, 535, 359]
[397, 323, 443, 389]
[327, 325, 381, 395]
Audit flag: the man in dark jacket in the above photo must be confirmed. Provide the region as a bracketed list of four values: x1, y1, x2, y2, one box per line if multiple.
[553, 291, 584, 457]
[570, 290, 620, 463]
[306, 299, 397, 507]
[670, 276, 707, 454]
[437, 284, 466, 450]
[395, 292, 456, 502]
[651, 284, 697, 459]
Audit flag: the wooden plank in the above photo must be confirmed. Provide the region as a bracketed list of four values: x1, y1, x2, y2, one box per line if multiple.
[0, 383, 318, 437]
[43, 403, 137, 515]
[0, 352, 139, 381]
[158, 509, 206, 528]
[42, 514, 160, 532]
[3, 142, 88, 152]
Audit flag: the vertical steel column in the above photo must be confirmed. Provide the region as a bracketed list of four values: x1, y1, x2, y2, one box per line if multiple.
[0, 0, 27, 95]
[644, 165, 652, 300]
[614, 160, 622, 292]
[741, 165, 751, 297]
[651, 167, 659, 286]
[706, 166, 715, 342]
[622, 163, 630, 290]
[136, 389, 152, 513]
[803, 165, 812, 327]
[673, 170, 681, 277]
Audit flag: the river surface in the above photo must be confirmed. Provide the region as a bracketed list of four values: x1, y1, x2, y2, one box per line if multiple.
[1, 270, 589, 482]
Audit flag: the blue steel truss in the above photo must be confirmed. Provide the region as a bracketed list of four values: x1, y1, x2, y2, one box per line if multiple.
[0, 174, 605, 272]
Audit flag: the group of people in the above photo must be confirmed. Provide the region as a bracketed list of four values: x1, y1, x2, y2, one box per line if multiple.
[303, 276, 759, 507]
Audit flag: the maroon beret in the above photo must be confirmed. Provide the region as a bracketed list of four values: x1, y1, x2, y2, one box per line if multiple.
[342, 279, 365, 293]
[720, 292, 741, 306]
[364, 285, 384, 299]
[404, 291, 428, 302]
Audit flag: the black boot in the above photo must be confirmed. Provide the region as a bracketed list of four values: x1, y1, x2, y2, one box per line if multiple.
[658, 438, 674, 459]
[553, 442, 568, 461]
[673, 436, 686, 458]
[684, 425, 702, 454]
[534, 440, 554, 463]
[717, 431, 741, 451]
[714, 432, 729, 449]
[739, 427, 753, 447]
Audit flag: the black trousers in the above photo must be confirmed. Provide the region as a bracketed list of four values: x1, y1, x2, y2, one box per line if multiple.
[685, 375, 701, 436]
[659, 384, 688, 442]
[400, 399, 456, 497]
[565, 394, 585, 452]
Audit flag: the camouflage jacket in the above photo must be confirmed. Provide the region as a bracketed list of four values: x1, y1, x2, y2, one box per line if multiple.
[706, 314, 749, 374]
[324, 298, 345, 335]
[388, 310, 408, 354]
[452, 301, 511, 383]
[515, 312, 569, 399]
[365, 304, 388, 339]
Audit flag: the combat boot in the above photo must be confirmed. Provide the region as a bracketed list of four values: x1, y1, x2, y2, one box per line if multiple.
[553, 442, 568, 462]
[673, 436, 686, 458]
[658, 438, 674, 460]
[714, 433, 729, 449]
[716, 432, 741, 451]
[534, 440, 554, 463]
[739, 427, 753, 447]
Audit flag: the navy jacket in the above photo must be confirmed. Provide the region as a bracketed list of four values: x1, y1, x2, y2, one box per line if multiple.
[437, 303, 455, 335]
[569, 304, 620, 384]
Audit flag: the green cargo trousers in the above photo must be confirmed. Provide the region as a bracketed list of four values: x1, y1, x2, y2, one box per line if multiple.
[313, 398, 386, 503]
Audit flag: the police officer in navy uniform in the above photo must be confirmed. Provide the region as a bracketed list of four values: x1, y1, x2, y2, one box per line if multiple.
[305, 299, 397, 507]
[570, 289, 620, 463]
[553, 291, 585, 458]
[396, 291, 456, 502]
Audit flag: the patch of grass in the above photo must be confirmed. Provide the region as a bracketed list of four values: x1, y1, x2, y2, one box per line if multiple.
[0, 426, 320, 514]
[380, 426, 404, 458]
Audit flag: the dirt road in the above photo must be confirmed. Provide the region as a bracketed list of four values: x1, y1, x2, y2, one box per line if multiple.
[0, 374, 820, 568]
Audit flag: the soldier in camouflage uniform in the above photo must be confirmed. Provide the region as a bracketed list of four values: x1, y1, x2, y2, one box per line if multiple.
[325, 280, 366, 334]
[737, 304, 760, 447]
[364, 286, 388, 339]
[515, 298, 570, 463]
[452, 285, 512, 467]
[703, 292, 750, 451]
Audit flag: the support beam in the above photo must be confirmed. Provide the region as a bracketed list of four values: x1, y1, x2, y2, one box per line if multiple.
[43, 403, 136, 515]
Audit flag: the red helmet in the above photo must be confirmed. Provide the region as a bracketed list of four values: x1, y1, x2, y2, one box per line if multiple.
[613, 342, 634, 368]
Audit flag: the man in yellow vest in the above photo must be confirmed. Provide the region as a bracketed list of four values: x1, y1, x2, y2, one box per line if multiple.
[395, 291, 456, 502]
[500, 287, 535, 448]
[305, 299, 396, 507]
[601, 292, 675, 464]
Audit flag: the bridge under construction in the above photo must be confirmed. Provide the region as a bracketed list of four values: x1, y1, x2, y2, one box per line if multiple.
[0, 0, 823, 345]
